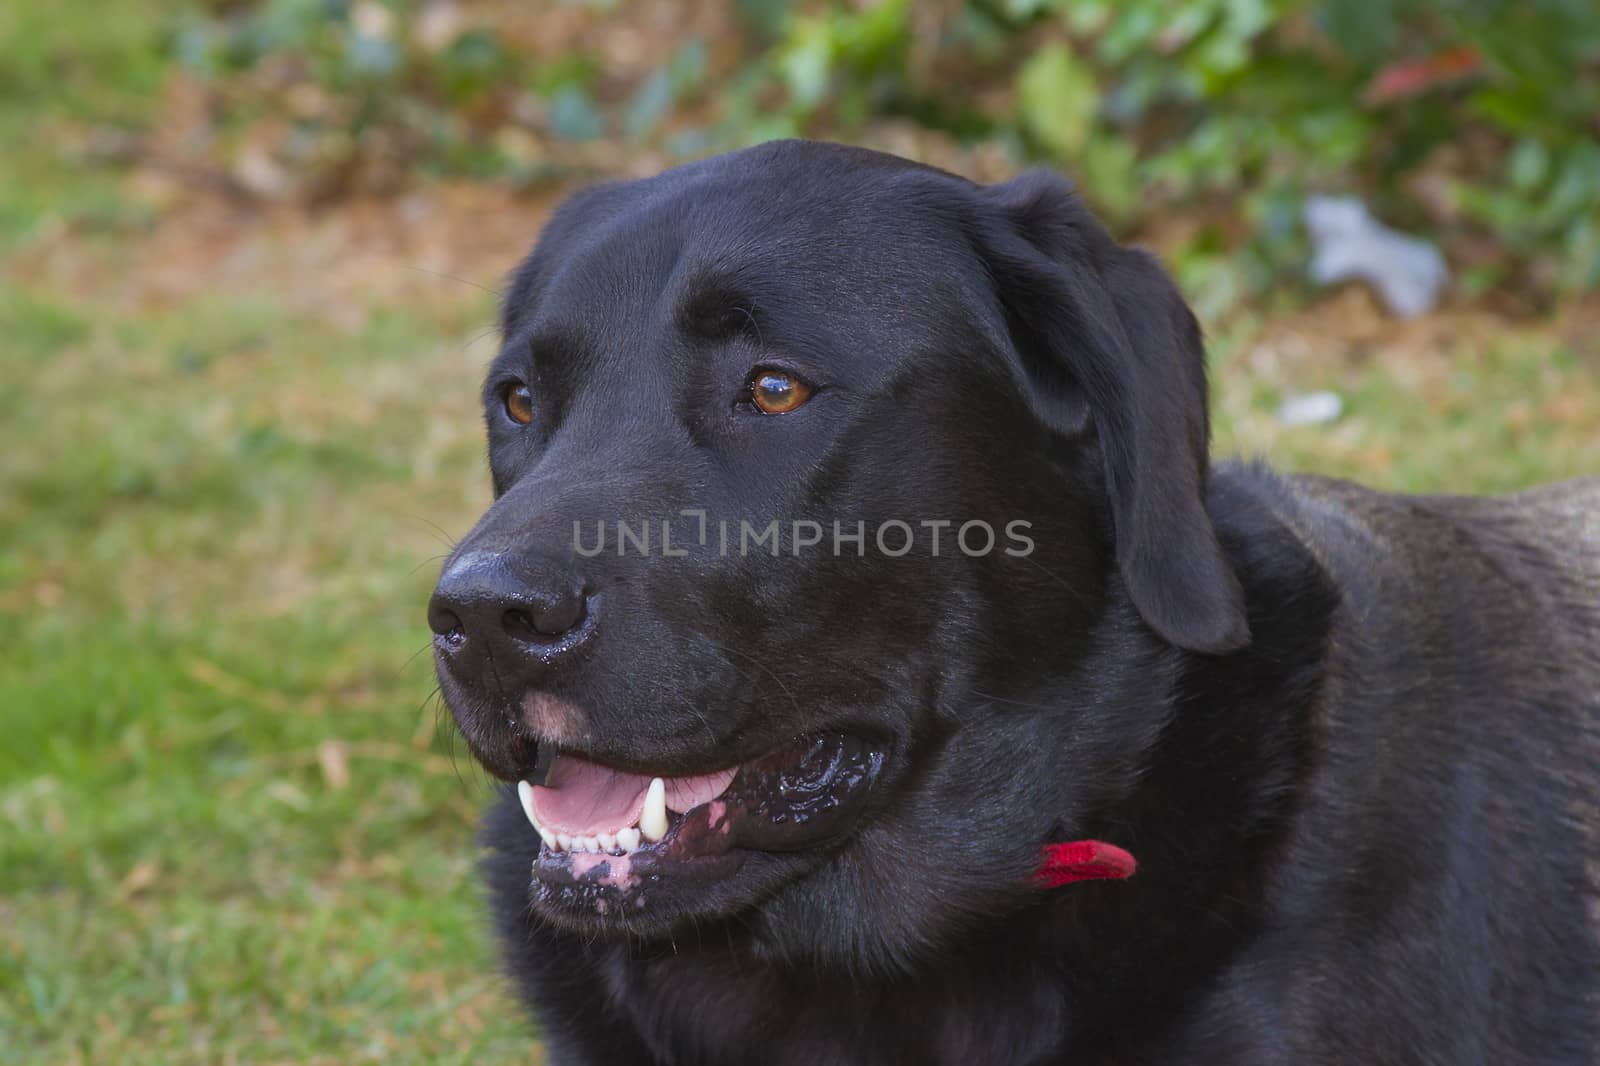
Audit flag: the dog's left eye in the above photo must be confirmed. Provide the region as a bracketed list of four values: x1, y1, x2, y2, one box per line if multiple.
[748, 369, 813, 415]
[502, 382, 534, 425]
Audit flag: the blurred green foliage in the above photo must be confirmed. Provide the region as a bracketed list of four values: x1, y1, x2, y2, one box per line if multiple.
[740, 0, 1600, 292]
[160, 0, 1600, 292]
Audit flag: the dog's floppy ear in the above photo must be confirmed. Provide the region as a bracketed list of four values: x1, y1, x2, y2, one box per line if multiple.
[973, 171, 1249, 654]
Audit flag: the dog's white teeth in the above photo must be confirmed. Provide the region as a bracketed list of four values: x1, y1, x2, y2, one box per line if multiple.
[517, 780, 541, 832]
[641, 777, 668, 842]
[531, 785, 658, 855]
[542, 828, 641, 854]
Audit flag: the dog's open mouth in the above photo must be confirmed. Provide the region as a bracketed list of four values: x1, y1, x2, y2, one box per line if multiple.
[514, 732, 884, 902]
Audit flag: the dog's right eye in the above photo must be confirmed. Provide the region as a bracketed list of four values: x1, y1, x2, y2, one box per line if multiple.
[502, 382, 534, 426]
[748, 369, 814, 415]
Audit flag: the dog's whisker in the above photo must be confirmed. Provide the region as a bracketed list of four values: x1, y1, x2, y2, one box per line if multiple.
[702, 637, 804, 719]
[408, 263, 504, 298]
[969, 689, 1059, 712]
[733, 304, 764, 348]
[399, 641, 436, 675]
[1014, 553, 1096, 613]
[409, 553, 452, 577]
[461, 322, 502, 353]
[405, 515, 461, 552]
[666, 693, 721, 749]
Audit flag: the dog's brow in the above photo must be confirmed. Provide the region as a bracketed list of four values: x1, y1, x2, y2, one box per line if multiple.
[485, 326, 592, 407]
[672, 269, 765, 343]
[503, 324, 589, 366]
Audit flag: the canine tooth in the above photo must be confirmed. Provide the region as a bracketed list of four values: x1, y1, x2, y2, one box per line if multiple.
[517, 780, 541, 831]
[617, 826, 641, 852]
[556, 833, 573, 852]
[539, 828, 557, 850]
[598, 831, 617, 852]
[641, 778, 668, 843]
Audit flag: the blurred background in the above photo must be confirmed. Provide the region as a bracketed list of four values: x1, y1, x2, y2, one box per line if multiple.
[1, 1, 1596, 1062]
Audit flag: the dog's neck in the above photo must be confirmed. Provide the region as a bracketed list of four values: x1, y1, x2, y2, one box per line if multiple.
[1013, 466, 1340, 1049]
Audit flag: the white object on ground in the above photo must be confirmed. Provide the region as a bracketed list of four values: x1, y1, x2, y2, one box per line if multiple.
[1303, 195, 1448, 318]
[1276, 391, 1344, 426]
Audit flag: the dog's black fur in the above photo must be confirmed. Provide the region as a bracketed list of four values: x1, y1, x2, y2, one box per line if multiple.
[442, 141, 1600, 1064]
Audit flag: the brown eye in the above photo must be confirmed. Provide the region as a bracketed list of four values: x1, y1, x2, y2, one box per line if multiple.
[503, 382, 534, 425]
[750, 370, 813, 415]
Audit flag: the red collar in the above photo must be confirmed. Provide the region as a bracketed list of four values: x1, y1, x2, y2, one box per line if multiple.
[1034, 840, 1137, 888]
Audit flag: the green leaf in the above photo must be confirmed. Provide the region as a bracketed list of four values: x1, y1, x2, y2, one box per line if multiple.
[1557, 214, 1600, 290]
[1065, 1, 1112, 37]
[669, 38, 709, 92]
[624, 68, 673, 138]
[1017, 42, 1098, 158]
[1469, 85, 1548, 136]
[1543, 142, 1600, 225]
[779, 18, 833, 110]
[1080, 135, 1139, 223]
[734, 0, 790, 38]
[548, 86, 603, 141]
[1507, 137, 1549, 193]
[1002, 0, 1062, 19]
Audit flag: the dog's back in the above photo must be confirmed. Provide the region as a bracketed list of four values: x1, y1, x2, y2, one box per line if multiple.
[1220, 469, 1600, 1062]
[1289, 472, 1600, 687]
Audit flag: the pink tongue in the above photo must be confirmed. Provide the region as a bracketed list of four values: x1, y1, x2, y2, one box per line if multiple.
[529, 755, 738, 836]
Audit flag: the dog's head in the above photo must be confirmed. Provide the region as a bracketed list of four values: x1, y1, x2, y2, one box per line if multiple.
[431, 141, 1246, 971]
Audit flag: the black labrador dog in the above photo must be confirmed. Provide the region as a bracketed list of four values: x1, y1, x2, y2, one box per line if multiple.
[429, 140, 1600, 1065]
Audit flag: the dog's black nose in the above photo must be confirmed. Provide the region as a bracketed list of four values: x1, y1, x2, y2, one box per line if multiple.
[429, 551, 593, 681]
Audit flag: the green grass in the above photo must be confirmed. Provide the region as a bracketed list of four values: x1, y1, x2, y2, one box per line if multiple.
[1209, 317, 1600, 492]
[1, 5, 1596, 1062]
[0, 281, 541, 1063]
[0, 9, 551, 1055]
[1209, 328, 1600, 492]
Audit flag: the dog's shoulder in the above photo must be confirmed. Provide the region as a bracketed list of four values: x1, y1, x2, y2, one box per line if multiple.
[1218, 463, 1599, 630]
